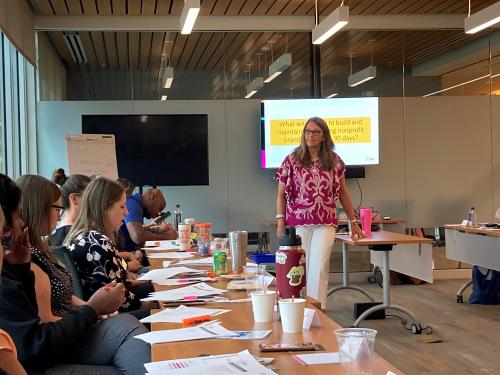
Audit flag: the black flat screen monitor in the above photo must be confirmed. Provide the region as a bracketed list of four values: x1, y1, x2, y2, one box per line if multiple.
[82, 114, 209, 186]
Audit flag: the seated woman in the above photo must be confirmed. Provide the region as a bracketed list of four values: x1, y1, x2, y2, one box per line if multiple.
[0, 173, 150, 375]
[50, 171, 144, 273]
[17, 174, 87, 322]
[64, 177, 153, 312]
[0, 210, 27, 375]
[50, 171, 91, 246]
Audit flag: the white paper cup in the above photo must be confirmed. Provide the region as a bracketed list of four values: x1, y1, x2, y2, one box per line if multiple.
[251, 291, 276, 323]
[177, 224, 191, 251]
[278, 298, 306, 333]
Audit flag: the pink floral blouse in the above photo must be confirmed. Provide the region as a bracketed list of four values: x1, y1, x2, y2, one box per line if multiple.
[277, 152, 346, 227]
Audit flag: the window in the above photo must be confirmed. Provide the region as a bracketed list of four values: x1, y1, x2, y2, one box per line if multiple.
[0, 31, 37, 178]
[0, 34, 5, 174]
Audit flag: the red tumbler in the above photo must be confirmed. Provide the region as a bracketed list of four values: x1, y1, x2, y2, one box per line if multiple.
[275, 227, 307, 300]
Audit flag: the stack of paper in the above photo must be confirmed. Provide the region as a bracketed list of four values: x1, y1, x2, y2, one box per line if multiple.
[138, 267, 205, 284]
[162, 258, 214, 268]
[141, 282, 228, 302]
[292, 352, 340, 365]
[229, 330, 272, 340]
[144, 240, 181, 251]
[152, 277, 213, 286]
[135, 321, 238, 345]
[145, 240, 179, 248]
[148, 252, 195, 259]
[144, 350, 276, 374]
[140, 305, 230, 324]
[177, 257, 214, 266]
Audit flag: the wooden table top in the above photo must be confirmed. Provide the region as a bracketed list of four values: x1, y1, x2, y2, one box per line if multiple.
[146, 254, 404, 374]
[335, 230, 433, 246]
[445, 224, 500, 237]
[264, 218, 406, 227]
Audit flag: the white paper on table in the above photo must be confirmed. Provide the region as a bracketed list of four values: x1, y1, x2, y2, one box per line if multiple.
[228, 330, 272, 340]
[221, 297, 251, 303]
[134, 321, 238, 345]
[177, 257, 214, 266]
[138, 267, 204, 283]
[144, 240, 180, 249]
[141, 282, 228, 301]
[148, 252, 194, 259]
[144, 350, 276, 375]
[140, 305, 230, 323]
[303, 308, 322, 329]
[386, 372, 397, 375]
[292, 352, 340, 365]
[153, 277, 213, 286]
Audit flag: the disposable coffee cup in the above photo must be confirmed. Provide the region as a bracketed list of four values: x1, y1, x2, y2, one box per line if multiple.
[251, 291, 276, 323]
[177, 224, 191, 251]
[278, 298, 306, 333]
[335, 328, 377, 375]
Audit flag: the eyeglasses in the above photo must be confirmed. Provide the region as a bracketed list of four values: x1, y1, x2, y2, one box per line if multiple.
[304, 128, 322, 136]
[52, 205, 65, 217]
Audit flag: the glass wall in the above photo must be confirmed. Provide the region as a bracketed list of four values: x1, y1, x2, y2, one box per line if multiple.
[0, 31, 37, 177]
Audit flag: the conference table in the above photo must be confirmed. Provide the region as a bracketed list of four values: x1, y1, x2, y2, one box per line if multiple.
[330, 231, 433, 331]
[146, 255, 404, 374]
[265, 218, 433, 283]
[445, 224, 500, 302]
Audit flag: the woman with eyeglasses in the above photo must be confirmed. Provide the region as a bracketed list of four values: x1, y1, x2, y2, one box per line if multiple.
[276, 117, 365, 309]
[16, 174, 78, 322]
[50, 171, 91, 246]
[0, 173, 150, 374]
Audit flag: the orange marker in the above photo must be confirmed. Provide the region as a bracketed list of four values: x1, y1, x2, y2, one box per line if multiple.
[182, 315, 212, 326]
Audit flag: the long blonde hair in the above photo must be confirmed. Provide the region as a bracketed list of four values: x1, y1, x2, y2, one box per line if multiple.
[16, 174, 61, 260]
[294, 117, 335, 170]
[64, 177, 125, 246]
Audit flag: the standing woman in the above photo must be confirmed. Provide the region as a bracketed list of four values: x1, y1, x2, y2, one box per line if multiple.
[276, 117, 364, 309]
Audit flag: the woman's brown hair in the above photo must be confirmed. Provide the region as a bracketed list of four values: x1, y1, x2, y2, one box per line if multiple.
[293, 117, 335, 170]
[16, 175, 61, 261]
[52, 168, 67, 186]
[64, 177, 125, 246]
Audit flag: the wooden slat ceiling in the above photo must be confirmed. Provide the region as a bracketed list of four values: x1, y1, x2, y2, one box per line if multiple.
[32, 0, 500, 99]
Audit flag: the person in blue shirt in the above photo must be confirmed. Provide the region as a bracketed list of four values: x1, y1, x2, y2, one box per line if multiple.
[119, 188, 177, 251]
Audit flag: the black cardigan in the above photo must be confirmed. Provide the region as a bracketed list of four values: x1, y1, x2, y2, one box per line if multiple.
[0, 262, 98, 372]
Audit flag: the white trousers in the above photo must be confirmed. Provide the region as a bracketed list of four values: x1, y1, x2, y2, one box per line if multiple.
[296, 225, 336, 309]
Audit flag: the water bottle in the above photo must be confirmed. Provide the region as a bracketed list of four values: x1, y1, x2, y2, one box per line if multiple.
[173, 204, 183, 230]
[276, 227, 306, 300]
[469, 207, 477, 227]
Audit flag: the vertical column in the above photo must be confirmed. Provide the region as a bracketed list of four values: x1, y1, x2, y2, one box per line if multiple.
[309, 34, 321, 98]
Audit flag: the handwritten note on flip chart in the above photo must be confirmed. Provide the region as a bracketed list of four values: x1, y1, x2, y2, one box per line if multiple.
[65, 134, 118, 179]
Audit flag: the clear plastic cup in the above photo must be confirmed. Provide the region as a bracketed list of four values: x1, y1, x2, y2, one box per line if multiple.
[243, 264, 267, 295]
[335, 328, 377, 375]
[243, 265, 258, 295]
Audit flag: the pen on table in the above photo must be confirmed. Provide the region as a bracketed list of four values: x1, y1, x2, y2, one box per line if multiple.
[182, 314, 212, 326]
[177, 279, 206, 283]
[182, 295, 217, 301]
